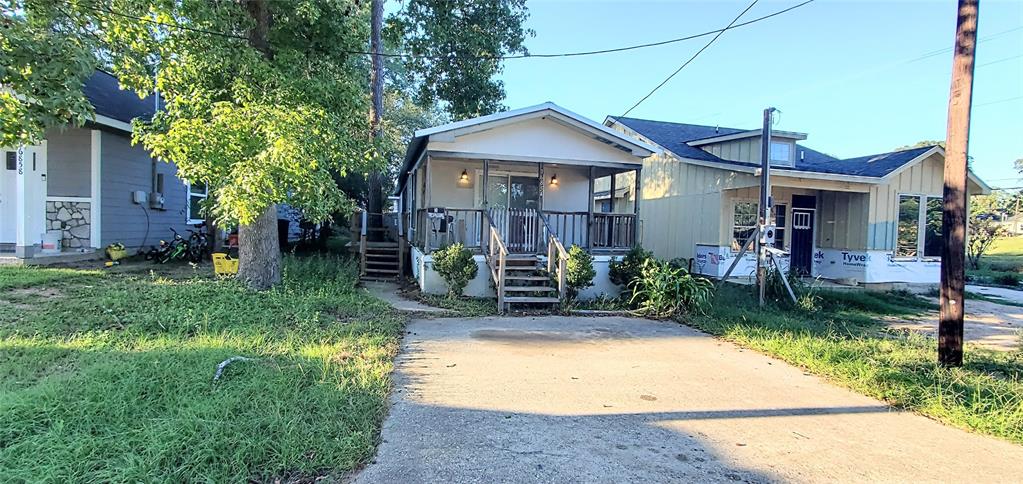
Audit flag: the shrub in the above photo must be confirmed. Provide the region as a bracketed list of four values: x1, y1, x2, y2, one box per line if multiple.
[994, 272, 1020, 287]
[629, 259, 713, 318]
[608, 245, 653, 287]
[565, 244, 596, 300]
[432, 243, 478, 298]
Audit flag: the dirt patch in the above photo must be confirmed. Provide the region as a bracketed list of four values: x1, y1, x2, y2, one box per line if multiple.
[886, 297, 1023, 352]
[8, 287, 63, 300]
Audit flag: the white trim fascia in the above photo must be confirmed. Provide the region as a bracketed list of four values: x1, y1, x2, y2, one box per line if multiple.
[46, 196, 92, 203]
[426, 150, 642, 170]
[90, 130, 102, 248]
[416, 102, 658, 156]
[686, 129, 808, 146]
[93, 114, 133, 132]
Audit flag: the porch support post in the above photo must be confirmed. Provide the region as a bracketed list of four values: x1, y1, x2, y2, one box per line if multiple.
[90, 129, 102, 249]
[424, 154, 432, 253]
[482, 159, 489, 207]
[587, 166, 595, 250]
[608, 171, 616, 213]
[634, 167, 641, 247]
[14, 146, 31, 258]
[537, 162, 544, 212]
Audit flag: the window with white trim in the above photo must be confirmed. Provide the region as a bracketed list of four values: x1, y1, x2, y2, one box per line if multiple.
[731, 201, 758, 251]
[896, 194, 942, 259]
[187, 182, 208, 224]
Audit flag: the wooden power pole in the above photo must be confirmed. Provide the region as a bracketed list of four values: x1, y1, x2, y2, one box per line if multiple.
[939, 0, 979, 367]
[757, 107, 776, 307]
[367, 0, 385, 219]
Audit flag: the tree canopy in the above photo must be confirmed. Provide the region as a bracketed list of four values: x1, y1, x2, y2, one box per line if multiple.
[385, 0, 532, 120]
[0, 2, 98, 146]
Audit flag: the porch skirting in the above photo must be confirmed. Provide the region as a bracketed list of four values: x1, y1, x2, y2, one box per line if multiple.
[410, 247, 623, 300]
[694, 244, 940, 285]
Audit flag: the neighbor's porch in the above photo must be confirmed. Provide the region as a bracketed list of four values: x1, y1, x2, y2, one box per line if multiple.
[407, 156, 641, 256]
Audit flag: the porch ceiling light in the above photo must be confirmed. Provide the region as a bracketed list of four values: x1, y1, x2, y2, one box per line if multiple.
[550, 173, 559, 186]
[460, 169, 469, 182]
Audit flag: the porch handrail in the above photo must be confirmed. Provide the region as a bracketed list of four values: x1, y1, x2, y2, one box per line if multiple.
[483, 209, 510, 311]
[538, 212, 569, 300]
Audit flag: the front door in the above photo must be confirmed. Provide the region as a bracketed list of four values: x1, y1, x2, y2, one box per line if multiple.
[789, 195, 816, 276]
[0, 150, 18, 243]
[486, 174, 540, 252]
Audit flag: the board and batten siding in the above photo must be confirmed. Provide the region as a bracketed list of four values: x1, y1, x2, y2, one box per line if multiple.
[817, 191, 870, 250]
[866, 154, 946, 251]
[45, 127, 92, 197]
[100, 130, 192, 250]
[609, 122, 759, 261]
[703, 136, 796, 166]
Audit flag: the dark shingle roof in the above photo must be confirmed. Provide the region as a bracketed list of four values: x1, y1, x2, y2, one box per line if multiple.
[83, 70, 156, 125]
[613, 116, 935, 179]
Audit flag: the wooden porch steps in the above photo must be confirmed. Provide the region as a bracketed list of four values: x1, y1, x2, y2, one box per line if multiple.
[504, 296, 561, 304]
[492, 254, 561, 310]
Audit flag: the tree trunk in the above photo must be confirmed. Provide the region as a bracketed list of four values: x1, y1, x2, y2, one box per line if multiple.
[367, 0, 385, 223]
[237, 204, 282, 290]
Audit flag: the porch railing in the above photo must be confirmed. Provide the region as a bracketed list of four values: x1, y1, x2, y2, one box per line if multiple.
[591, 213, 637, 250]
[542, 211, 588, 249]
[414, 208, 484, 251]
[413, 207, 636, 253]
[483, 209, 510, 311]
[538, 212, 568, 299]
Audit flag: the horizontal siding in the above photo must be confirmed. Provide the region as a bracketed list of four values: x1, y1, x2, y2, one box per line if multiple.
[45, 128, 92, 197]
[100, 131, 192, 250]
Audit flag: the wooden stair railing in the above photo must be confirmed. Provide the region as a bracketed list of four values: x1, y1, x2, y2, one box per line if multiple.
[538, 212, 569, 301]
[483, 209, 510, 311]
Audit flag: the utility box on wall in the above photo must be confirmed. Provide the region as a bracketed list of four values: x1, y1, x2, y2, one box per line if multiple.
[132, 190, 147, 204]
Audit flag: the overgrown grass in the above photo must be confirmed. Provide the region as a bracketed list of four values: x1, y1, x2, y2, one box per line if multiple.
[690, 285, 1023, 444]
[0, 256, 403, 482]
[969, 236, 1023, 286]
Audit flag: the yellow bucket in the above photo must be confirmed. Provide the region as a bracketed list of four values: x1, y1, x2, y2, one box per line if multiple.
[212, 253, 239, 276]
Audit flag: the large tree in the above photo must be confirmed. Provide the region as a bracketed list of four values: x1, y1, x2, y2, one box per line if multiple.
[93, 0, 375, 289]
[385, 0, 532, 120]
[0, 1, 99, 146]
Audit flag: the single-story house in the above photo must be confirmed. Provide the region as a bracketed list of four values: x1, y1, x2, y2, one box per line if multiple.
[605, 116, 991, 287]
[388, 103, 656, 308]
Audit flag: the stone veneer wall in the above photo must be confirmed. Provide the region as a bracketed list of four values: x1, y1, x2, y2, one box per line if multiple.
[46, 200, 91, 249]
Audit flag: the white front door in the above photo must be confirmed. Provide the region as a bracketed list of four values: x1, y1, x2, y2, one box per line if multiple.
[0, 150, 18, 243]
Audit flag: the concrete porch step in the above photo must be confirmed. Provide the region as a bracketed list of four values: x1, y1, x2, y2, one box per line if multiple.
[503, 286, 555, 293]
[504, 296, 560, 304]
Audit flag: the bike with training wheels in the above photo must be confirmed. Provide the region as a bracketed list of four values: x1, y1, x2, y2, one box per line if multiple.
[144, 228, 190, 264]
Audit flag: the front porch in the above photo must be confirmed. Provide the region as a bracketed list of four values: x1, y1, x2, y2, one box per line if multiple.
[388, 103, 657, 310]
[409, 158, 640, 256]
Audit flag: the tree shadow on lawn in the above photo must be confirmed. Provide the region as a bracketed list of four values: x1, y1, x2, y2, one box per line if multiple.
[0, 341, 393, 483]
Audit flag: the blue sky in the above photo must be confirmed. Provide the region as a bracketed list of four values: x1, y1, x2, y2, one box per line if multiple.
[494, 0, 1023, 189]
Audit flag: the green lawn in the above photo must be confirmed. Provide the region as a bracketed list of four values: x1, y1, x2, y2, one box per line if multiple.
[969, 236, 1023, 286]
[690, 286, 1023, 444]
[0, 256, 402, 482]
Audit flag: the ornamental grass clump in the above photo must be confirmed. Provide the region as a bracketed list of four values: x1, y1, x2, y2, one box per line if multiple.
[629, 259, 713, 318]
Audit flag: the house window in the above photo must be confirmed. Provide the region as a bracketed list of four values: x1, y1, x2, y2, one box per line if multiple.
[896, 194, 942, 259]
[770, 142, 791, 164]
[773, 204, 786, 249]
[5, 151, 15, 170]
[187, 182, 208, 224]
[732, 201, 758, 251]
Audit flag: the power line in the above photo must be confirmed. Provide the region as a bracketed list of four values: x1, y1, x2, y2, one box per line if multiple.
[82, 1, 814, 61]
[974, 95, 1023, 108]
[620, 0, 763, 118]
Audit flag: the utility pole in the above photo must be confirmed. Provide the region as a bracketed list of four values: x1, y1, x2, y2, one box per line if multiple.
[367, 0, 385, 220]
[757, 107, 776, 307]
[939, 0, 979, 367]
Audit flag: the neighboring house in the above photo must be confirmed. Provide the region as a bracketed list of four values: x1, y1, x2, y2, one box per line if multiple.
[389, 103, 655, 307]
[1, 70, 199, 262]
[994, 214, 1023, 236]
[605, 116, 991, 287]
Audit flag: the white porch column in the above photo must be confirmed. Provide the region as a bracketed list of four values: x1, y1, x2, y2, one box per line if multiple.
[14, 142, 47, 258]
[90, 129, 102, 248]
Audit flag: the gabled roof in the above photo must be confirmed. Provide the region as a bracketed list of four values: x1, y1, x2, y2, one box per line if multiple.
[395, 103, 657, 194]
[83, 70, 156, 130]
[608, 116, 952, 180]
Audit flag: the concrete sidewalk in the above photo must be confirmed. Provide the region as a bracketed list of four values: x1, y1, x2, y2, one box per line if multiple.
[356, 316, 1023, 483]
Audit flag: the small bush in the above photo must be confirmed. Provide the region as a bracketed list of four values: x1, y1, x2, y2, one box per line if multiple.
[432, 243, 478, 298]
[609, 245, 653, 287]
[565, 244, 596, 300]
[987, 261, 1023, 273]
[994, 272, 1020, 287]
[629, 259, 713, 318]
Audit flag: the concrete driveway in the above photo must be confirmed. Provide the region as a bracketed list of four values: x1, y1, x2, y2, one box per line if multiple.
[356, 316, 1023, 483]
